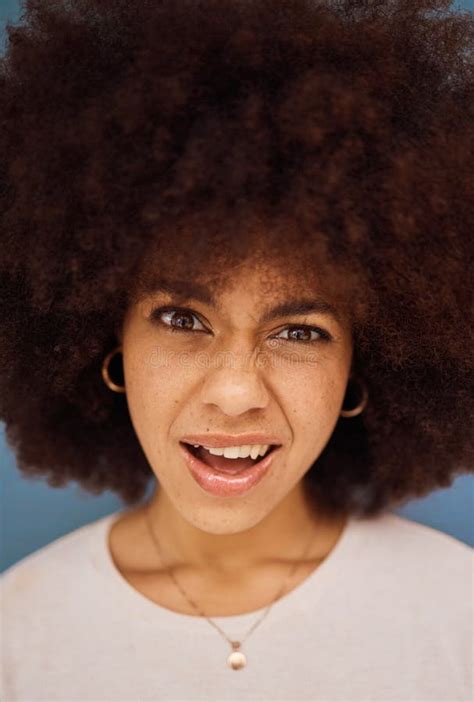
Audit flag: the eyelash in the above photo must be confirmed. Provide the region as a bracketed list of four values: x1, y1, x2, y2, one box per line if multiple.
[149, 306, 332, 344]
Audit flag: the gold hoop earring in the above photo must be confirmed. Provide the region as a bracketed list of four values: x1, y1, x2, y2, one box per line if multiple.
[102, 345, 126, 394]
[340, 376, 368, 418]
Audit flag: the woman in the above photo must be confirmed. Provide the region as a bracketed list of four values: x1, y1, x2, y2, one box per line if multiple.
[0, 0, 472, 700]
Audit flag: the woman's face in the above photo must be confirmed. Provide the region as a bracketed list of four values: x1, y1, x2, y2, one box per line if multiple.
[119, 262, 353, 534]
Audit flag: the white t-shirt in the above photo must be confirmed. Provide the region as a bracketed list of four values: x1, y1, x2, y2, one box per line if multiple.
[0, 509, 472, 701]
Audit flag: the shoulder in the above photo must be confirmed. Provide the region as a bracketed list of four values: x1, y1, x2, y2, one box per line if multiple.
[0, 512, 116, 611]
[351, 511, 472, 613]
[364, 510, 472, 564]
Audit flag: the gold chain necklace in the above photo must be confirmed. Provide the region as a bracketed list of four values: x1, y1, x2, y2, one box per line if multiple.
[143, 501, 317, 670]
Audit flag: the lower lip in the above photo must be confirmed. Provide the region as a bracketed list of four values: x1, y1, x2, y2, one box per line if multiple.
[179, 442, 280, 498]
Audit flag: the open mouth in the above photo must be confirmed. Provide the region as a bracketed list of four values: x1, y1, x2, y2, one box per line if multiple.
[180, 440, 282, 497]
[181, 442, 279, 474]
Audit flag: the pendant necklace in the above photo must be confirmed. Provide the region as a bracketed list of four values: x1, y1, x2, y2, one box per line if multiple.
[143, 502, 317, 670]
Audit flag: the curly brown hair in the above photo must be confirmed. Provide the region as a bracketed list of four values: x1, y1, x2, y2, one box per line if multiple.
[0, 0, 473, 520]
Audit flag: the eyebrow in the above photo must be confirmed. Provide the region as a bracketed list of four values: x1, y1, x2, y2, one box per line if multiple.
[149, 280, 342, 324]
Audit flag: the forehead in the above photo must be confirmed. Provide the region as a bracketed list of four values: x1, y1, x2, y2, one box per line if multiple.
[130, 215, 355, 326]
[137, 262, 349, 330]
[149, 259, 314, 298]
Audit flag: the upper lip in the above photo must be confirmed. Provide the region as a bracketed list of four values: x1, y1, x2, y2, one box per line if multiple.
[180, 433, 283, 448]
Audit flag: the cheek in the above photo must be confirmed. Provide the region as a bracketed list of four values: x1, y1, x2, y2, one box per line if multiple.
[281, 363, 346, 418]
[122, 347, 187, 433]
[278, 364, 348, 466]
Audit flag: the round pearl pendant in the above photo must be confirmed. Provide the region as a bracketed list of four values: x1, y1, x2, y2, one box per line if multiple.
[227, 641, 247, 670]
[227, 650, 246, 670]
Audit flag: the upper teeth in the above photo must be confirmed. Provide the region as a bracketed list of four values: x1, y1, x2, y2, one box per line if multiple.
[192, 444, 271, 459]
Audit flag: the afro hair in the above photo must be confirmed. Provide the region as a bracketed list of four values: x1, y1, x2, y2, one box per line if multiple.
[0, 0, 473, 519]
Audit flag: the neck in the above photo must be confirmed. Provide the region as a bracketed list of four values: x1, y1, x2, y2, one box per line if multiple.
[145, 481, 344, 577]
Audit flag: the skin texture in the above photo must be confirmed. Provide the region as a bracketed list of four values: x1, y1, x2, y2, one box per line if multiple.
[107, 505, 347, 617]
[109, 261, 352, 614]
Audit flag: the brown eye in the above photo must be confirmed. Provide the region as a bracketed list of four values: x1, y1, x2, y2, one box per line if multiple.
[150, 306, 207, 334]
[274, 325, 331, 344]
[168, 311, 194, 330]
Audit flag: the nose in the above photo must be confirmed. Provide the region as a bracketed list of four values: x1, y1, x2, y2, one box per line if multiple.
[199, 350, 269, 416]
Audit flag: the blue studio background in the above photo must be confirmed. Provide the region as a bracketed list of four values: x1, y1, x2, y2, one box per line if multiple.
[1, 0, 473, 573]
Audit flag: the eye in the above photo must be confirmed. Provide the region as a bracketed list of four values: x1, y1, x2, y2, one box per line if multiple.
[273, 325, 332, 344]
[149, 306, 332, 345]
[149, 306, 207, 334]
